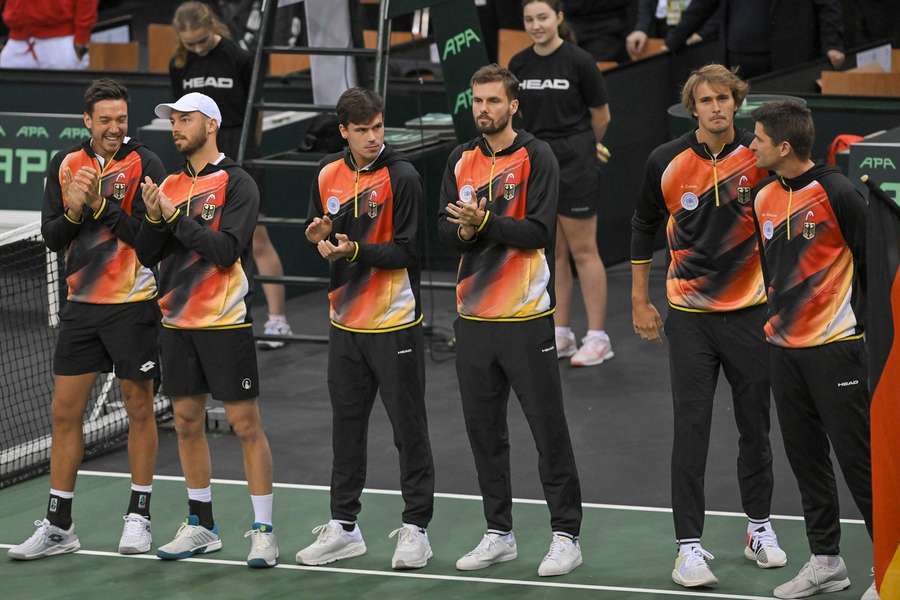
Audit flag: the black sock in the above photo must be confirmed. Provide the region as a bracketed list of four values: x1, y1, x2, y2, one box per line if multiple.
[47, 494, 73, 530]
[188, 499, 214, 530]
[340, 522, 356, 532]
[127, 490, 151, 518]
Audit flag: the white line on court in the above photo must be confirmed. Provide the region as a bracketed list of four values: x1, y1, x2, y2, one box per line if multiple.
[0, 544, 777, 600]
[76, 469, 865, 525]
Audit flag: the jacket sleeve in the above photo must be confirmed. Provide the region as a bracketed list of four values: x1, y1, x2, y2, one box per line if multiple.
[355, 163, 419, 269]
[134, 216, 175, 267]
[813, 0, 845, 53]
[168, 170, 259, 268]
[437, 146, 478, 253]
[630, 153, 667, 262]
[635, 0, 656, 33]
[41, 153, 82, 252]
[750, 186, 772, 291]
[831, 182, 867, 296]
[664, 0, 720, 51]
[307, 164, 325, 223]
[94, 150, 167, 247]
[74, 0, 98, 46]
[479, 142, 556, 250]
[169, 61, 184, 98]
[697, 3, 723, 41]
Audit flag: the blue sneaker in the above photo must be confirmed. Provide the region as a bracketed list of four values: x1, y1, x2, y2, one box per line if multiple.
[157, 515, 222, 560]
[245, 523, 279, 568]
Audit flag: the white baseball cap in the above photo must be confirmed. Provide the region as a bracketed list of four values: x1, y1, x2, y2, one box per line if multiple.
[155, 92, 223, 128]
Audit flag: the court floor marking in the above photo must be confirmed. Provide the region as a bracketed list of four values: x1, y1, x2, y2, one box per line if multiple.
[0, 544, 777, 600]
[76, 469, 866, 525]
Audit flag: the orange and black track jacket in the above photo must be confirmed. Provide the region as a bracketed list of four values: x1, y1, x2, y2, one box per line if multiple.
[41, 137, 166, 304]
[752, 164, 866, 349]
[308, 144, 422, 333]
[134, 156, 259, 330]
[437, 130, 558, 322]
[631, 128, 769, 312]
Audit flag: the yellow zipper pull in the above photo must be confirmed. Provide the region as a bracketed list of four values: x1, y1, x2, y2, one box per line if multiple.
[354, 170, 359, 218]
[785, 179, 793, 240]
[489, 151, 496, 204]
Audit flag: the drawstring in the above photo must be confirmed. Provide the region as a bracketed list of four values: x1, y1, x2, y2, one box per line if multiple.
[489, 151, 496, 203]
[782, 177, 793, 240]
[354, 170, 359, 218]
[703, 147, 720, 207]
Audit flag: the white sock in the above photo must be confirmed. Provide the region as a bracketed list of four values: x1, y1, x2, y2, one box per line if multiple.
[555, 326, 572, 337]
[250, 493, 273, 526]
[187, 486, 212, 503]
[813, 554, 842, 568]
[678, 540, 701, 555]
[747, 517, 770, 533]
[403, 522, 426, 534]
[487, 529, 514, 543]
[49, 488, 74, 499]
[585, 329, 609, 342]
[267, 314, 287, 323]
[131, 483, 153, 493]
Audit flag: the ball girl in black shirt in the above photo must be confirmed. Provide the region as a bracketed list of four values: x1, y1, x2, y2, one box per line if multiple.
[509, 0, 613, 367]
[170, 1, 292, 348]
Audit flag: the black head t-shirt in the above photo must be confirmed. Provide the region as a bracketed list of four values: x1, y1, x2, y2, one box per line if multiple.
[508, 41, 608, 140]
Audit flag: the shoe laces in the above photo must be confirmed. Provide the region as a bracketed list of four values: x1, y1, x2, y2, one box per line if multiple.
[264, 320, 291, 335]
[467, 533, 501, 557]
[580, 335, 610, 353]
[388, 526, 420, 547]
[749, 526, 779, 550]
[682, 546, 714, 568]
[121, 514, 148, 539]
[311, 522, 342, 544]
[244, 527, 274, 549]
[543, 535, 574, 562]
[28, 519, 51, 544]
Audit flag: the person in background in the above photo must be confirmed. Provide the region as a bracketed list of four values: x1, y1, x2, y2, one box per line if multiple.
[0, 0, 96, 69]
[664, 0, 845, 78]
[627, 0, 720, 61]
[560, 0, 630, 63]
[170, 0, 293, 349]
[509, 0, 614, 367]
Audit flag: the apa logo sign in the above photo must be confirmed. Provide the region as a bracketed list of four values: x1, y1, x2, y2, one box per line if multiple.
[59, 127, 90, 140]
[442, 28, 481, 60]
[453, 88, 474, 115]
[859, 157, 896, 170]
[16, 126, 49, 138]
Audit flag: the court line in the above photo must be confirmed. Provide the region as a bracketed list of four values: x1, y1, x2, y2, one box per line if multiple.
[76, 470, 865, 525]
[0, 544, 776, 600]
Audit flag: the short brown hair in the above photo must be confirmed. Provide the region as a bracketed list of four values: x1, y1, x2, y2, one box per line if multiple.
[84, 79, 129, 115]
[751, 100, 815, 161]
[335, 87, 384, 127]
[470, 63, 519, 101]
[681, 64, 749, 116]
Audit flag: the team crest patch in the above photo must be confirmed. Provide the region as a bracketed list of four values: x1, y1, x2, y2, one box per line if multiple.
[503, 173, 516, 201]
[802, 210, 815, 240]
[681, 192, 699, 211]
[736, 175, 751, 205]
[459, 184, 474, 204]
[763, 220, 774, 240]
[112, 172, 127, 200]
[367, 190, 379, 218]
[327, 196, 341, 215]
[201, 194, 216, 221]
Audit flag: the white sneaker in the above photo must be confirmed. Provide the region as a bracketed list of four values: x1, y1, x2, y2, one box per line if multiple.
[537, 534, 583, 577]
[456, 532, 518, 571]
[156, 516, 222, 560]
[672, 544, 718, 588]
[556, 330, 577, 359]
[7, 519, 80, 560]
[296, 520, 367, 565]
[258, 318, 292, 350]
[389, 524, 432, 570]
[245, 523, 279, 568]
[744, 523, 788, 568]
[118, 513, 152, 555]
[570, 335, 614, 367]
[861, 580, 879, 600]
[774, 555, 850, 599]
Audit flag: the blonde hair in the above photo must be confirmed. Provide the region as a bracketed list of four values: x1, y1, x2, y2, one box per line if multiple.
[172, 1, 232, 69]
[681, 64, 749, 116]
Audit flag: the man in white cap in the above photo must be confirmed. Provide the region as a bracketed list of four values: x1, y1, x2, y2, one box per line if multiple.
[134, 92, 278, 568]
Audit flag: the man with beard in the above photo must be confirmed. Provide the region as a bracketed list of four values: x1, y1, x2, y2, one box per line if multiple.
[134, 92, 278, 568]
[437, 63, 583, 578]
[295, 87, 435, 571]
[8, 79, 165, 561]
[631, 64, 785, 587]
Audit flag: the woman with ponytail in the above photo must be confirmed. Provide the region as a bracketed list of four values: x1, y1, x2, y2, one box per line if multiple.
[508, 0, 614, 368]
[169, 1, 294, 348]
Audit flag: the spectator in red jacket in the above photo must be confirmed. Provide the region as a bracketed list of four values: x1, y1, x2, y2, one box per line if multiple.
[0, 0, 97, 70]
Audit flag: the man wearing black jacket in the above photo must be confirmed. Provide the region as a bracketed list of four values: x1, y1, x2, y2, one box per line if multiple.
[664, 0, 846, 78]
[438, 64, 583, 578]
[8, 79, 165, 562]
[134, 92, 278, 569]
[749, 101, 876, 600]
[295, 87, 435, 572]
[561, 0, 631, 62]
[627, 0, 720, 60]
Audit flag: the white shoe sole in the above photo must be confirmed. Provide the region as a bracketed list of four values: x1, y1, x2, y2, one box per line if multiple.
[248, 549, 280, 568]
[538, 554, 583, 577]
[744, 545, 788, 568]
[557, 347, 577, 359]
[392, 548, 433, 570]
[571, 350, 614, 367]
[774, 578, 851, 599]
[257, 340, 285, 350]
[455, 550, 518, 571]
[8, 539, 81, 561]
[118, 539, 152, 555]
[672, 569, 718, 588]
[296, 541, 367, 565]
[157, 539, 222, 560]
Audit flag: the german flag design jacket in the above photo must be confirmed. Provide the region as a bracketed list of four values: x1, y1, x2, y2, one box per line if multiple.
[134, 155, 259, 330]
[752, 164, 866, 348]
[309, 144, 422, 333]
[437, 130, 558, 321]
[631, 128, 769, 312]
[41, 137, 165, 304]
